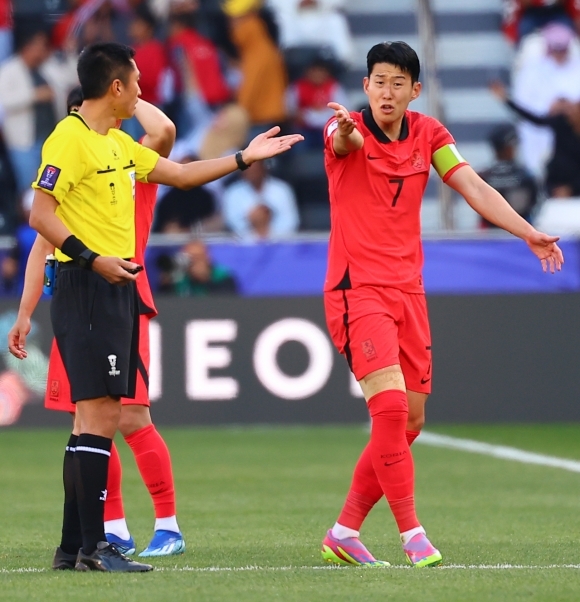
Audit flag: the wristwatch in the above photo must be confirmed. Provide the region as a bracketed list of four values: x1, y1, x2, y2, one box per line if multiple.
[235, 150, 250, 171]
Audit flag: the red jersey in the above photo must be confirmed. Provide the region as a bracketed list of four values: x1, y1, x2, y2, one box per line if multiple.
[134, 181, 158, 317]
[324, 109, 465, 293]
[502, 0, 580, 42]
[134, 39, 167, 106]
[168, 29, 230, 106]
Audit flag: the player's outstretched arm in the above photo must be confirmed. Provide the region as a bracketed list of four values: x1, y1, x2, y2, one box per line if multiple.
[148, 126, 304, 189]
[134, 99, 176, 158]
[447, 164, 564, 273]
[327, 102, 364, 155]
[8, 234, 54, 359]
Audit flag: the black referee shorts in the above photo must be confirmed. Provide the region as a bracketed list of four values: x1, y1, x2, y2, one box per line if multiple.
[51, 262, 140, 403]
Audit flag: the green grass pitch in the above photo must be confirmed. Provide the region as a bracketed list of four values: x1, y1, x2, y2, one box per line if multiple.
[2, 424, 580, 601]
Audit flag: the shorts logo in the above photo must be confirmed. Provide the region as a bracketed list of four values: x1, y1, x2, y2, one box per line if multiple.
[108, 354, 120, 376]
[38, 165, 61, 191]
[49, 379, 60, 400]
[410, 150, 426, 171]
[361, 339, 377, 361]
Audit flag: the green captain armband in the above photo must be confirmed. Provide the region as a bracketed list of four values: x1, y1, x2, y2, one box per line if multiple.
[432, 144, 467, 180]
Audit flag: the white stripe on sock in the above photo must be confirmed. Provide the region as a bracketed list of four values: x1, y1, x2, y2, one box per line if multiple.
[75, 445, 111, 457]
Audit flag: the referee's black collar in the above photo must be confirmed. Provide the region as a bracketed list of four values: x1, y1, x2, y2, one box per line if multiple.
[68, 111, 90, 130]
[362, 106, 409, 143]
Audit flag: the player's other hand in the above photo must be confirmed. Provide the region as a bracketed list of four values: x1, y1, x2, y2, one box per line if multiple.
[92, 257, 141, 285]
[243, 127, 304, 163]
[8, 316, 31, 360]
[525, 230, 564, 273]
[328, 102, 356, 135]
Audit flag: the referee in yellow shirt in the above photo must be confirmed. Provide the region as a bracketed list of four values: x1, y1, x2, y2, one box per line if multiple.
[29, 42, 302, 573]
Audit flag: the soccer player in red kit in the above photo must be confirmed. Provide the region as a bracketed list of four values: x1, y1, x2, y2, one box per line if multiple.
[8, 90, 185, 563]
[320, 42, 563, 568]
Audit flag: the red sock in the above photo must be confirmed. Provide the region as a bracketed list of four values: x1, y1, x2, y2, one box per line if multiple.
[104, 441, 125, 522]
[406, 430, 420, 446]
[337, 443, 383, 531]
[125, 424, 176, 518]
[368, 390, 420, 533]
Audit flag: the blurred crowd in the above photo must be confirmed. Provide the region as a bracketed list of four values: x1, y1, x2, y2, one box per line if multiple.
[480, 0, 580, 229]
[0, 0, 356, 294]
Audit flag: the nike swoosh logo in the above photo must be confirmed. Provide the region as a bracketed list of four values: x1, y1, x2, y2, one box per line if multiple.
[420, 377, 431, 385]
[367, 153, 381, 160]
[384, 458, 405, 467]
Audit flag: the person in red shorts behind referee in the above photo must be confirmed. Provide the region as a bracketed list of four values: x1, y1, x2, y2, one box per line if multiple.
[320, 41, 564, 569]
[8, 87, 184, 562]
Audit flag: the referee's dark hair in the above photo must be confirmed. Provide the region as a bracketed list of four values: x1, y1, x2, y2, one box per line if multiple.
[367, 41, 421, 83]
[77, 42, 136, 100]
[66, 85, 84, 113]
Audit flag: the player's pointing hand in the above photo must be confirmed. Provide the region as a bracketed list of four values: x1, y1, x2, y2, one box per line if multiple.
[328, 102, 356, 136]
[525, 230, 564, 273]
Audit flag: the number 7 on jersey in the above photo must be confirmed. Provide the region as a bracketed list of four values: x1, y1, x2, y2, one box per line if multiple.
[389, 178, 404, 207]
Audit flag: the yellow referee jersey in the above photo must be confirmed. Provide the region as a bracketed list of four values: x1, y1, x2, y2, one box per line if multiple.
[32, 112, 159, 262]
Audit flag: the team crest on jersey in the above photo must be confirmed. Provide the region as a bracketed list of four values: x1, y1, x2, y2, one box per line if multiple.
[410, 150, 426, 171]
[361, 339, 377, 361]
[38, 165, 61, 191]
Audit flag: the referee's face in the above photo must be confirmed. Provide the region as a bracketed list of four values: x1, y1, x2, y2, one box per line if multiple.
[364, 63, 421, 129]
[116, 60, 141, 120]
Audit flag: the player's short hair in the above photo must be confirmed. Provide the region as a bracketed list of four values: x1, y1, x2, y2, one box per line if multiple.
[77, 42, 136, 100]
[66, 85, 84, 113]
[367, 41, 421, 83]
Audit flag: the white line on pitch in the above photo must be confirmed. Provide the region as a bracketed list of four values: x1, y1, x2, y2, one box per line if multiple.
[416, 431, 580, 473]
[3, 564, 580, 574]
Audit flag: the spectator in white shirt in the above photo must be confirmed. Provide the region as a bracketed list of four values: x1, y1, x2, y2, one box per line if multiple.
[512, 22, 580, 176]
[274, 0, 354, 67]
[222, 160, 300, 239]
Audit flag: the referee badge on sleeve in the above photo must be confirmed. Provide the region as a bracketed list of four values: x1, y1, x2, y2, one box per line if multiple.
[38, 165, 61, 191]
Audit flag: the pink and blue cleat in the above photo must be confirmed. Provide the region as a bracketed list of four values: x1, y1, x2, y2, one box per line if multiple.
[402, 533, 442, 567]
[321, 529, 390, 567]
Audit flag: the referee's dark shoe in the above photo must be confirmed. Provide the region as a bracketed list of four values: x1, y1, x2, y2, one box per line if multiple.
[75, 541, 154, 572]
[52, 546, 78, 570]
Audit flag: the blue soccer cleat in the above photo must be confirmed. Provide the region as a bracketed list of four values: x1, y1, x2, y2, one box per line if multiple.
[138, 530, 186, 557]
[105, 533, 136, 555]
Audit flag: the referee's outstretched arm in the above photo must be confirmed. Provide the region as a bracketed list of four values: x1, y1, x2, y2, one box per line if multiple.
[148, 126, 303, 189]
[29, 191, 141, 285]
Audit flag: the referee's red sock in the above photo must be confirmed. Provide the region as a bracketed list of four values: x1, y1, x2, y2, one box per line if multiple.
[368, 389, 420, 533]
[104, 441, 125, 522]
[337, 443, 383, 532]
[125, 424, 177, 524]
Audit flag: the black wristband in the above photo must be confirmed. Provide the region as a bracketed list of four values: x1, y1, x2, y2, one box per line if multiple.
[61, 235, 99, 270]
[235, 150, 250, 171]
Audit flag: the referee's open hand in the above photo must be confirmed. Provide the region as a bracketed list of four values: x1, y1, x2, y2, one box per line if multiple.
[92, 257, 141, 285]
[8, 315, 31, 359]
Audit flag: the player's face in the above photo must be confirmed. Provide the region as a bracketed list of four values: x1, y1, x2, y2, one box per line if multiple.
[363, 63, 421, 128]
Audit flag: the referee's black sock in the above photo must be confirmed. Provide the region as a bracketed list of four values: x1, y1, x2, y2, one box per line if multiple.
[74, 434, 112, 555]
[60, 433, 82, 555]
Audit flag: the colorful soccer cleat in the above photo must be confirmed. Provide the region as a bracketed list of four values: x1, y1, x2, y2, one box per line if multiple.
[402, 533, 442, 567]
[138, 530, 186, 557]
[105, 533, 136, 555]
[321, 529, 390, 567]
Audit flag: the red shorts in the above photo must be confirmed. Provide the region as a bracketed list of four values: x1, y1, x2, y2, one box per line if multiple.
[45, 313, 152, 412]
[324, 286, 432, 393]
